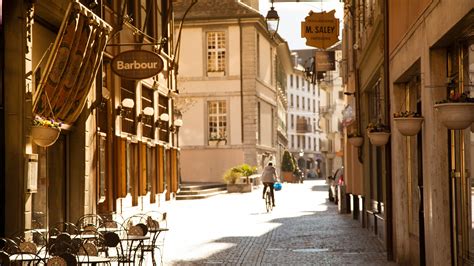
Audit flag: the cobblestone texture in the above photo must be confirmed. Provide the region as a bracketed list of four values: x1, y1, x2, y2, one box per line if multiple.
[161, 180, 396, 265]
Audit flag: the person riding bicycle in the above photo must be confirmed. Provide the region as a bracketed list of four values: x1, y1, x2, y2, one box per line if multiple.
[261, 162, 278, 207]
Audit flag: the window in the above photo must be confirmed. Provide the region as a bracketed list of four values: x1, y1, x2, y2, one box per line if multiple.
[207, 31, 226, 74]
[257, 34, 260, 78]
[296, 96, 299, 108]
[290, 75, 293, 87]
[296, 75, 299, 88]
[121, 79, 136, 135]
[302, 97, 305, 110]
[140, 0, 155, 37]
[290, 114, 294, 129]
[141, 85, 154, 139]
[290, 94, 294, 107]
[158, 95, 169, 142]
[308, 98, 310, 110]
[208, 101, 227, 140]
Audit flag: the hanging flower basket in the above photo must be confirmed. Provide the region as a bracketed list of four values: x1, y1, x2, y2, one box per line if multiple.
[434, 103, 474, 130]
[31, 115, 62, 147]
[394, 117, 424, 136]
[348, 136, 364, 147]
[367, 132, 391, 146]
[31, 126, 60, 147]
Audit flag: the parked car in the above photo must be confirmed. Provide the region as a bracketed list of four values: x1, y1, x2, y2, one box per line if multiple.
[326, 167, 344, 204]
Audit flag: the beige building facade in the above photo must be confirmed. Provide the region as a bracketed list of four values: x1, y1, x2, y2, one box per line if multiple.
[174, 0, 292, 183]
[343, 0, 474, 264]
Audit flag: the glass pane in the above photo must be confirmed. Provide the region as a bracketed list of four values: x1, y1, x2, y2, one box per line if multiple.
[98, 136, 106, 201]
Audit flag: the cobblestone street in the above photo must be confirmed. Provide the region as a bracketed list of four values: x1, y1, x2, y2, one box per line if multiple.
[161, 180, 396, 265]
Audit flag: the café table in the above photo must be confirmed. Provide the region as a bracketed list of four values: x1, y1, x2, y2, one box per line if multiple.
[9, 253, 49, 264]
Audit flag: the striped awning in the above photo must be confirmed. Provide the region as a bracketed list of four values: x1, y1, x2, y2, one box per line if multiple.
[32, 0, 112, 125]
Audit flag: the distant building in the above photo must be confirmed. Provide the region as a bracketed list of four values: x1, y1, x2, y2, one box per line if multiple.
[288, 47, 344, 180]
[174, 0, 292, 183]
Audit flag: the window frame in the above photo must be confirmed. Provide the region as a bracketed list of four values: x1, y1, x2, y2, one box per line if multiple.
[206, 31, 227, 76]
[207, 100, 228, 143]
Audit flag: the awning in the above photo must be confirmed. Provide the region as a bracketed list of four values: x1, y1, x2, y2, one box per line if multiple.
[32, 0, 112, 125]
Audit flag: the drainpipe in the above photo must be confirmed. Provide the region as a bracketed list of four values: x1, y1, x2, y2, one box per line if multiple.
[383, 0, 394, 261]
[239, 18, 244, 143]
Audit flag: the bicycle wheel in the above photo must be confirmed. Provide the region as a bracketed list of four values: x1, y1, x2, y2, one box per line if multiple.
[265, 190, 272, 212]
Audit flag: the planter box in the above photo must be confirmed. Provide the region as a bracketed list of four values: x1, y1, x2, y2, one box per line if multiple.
[367, 132, 390, 146]
[348, 136, 363, 147]
[281, 171, 299, 183]
[394, 117, 424, 136]
[434, 102, 474, 130]
[227, 183, 252, 193]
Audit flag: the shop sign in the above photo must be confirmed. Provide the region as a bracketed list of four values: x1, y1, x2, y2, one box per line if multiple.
[111, 50, 164, 80]
[301, 10, 340, 49]
[315, 51, 335, 71]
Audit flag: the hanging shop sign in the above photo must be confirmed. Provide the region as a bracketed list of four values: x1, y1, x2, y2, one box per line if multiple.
[315, 51, 335, 71]
[111, 50, 164, 80]
[301, 10, 340, 49]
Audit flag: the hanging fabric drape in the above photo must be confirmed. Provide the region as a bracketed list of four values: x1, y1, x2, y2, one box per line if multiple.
[32, 0, 112, 125]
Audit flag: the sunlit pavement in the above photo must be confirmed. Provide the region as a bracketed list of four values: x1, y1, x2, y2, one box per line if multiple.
[160, 180, 395, 265]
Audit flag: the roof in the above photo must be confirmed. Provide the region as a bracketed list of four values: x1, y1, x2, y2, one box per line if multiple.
[173, 0, 262, 21]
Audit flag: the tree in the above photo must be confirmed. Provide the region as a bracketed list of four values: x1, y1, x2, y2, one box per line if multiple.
[281, 150, 296, 172]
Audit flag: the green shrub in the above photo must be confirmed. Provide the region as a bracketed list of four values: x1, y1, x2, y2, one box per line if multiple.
[222, 164, 257, 184]
[281, 150, 296, 172]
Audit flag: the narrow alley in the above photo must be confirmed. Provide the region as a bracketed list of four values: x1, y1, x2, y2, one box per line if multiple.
[162, 180, 394, 265]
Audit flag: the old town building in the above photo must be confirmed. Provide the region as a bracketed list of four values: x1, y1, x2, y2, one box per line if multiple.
[1, 0, 179, 235]
[173, 0, 292, 183]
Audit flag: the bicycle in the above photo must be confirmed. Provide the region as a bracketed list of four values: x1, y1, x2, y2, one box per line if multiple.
[264, 185, 273, 213]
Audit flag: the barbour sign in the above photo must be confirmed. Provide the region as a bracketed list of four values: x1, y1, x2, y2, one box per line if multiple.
[111, 50, 164, 80]
[301, 10, 340, 49]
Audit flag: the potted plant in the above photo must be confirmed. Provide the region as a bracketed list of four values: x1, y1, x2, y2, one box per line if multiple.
[434, 91, 474, 130]
[347, 132, 364, 147]
[281, 150, 297, 183]
[31, 115, 62, 147]
[223, 164, 257, 193]
[366, 121, 390, 146]
[393, 111, 424, 136]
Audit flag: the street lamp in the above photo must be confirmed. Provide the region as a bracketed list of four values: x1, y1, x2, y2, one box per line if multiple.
[265, 0, 280, 38]
[299, 149, 304, 157]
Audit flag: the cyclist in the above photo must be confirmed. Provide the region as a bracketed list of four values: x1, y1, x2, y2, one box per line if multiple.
[261, 162, 278, 207]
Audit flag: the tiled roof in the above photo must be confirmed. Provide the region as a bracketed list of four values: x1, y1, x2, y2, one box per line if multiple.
[173, 0, 262, 21]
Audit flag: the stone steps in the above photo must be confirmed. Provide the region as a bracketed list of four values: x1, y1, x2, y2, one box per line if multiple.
[176, 183, 227, 200]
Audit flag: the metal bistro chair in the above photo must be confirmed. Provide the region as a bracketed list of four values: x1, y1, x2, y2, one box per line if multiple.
[138, 211, 168, 266]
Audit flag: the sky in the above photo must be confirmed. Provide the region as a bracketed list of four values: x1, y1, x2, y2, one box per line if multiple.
[258, 0, 344, 51]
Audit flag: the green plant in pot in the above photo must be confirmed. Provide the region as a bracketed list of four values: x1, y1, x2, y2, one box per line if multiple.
[347, 131, 363, 147]
[281, 150, 296, 183]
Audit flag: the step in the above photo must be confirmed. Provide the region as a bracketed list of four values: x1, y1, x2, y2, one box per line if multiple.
[177, 187, 227, 196]
[175, 190, 227, 200]
[179, 183, 226, 191]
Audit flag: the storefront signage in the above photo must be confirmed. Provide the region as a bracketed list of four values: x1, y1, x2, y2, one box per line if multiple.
[111, 50, 164, 80]
[315, 51, 335, 71]
[301, 10, 340, 49]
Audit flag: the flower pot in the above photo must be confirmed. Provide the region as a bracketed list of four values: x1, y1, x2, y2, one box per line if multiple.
[367, 132, 390, 146]
[434, 103, 474, 130]
[348, 136, 363, 147]
[394, 117, 424, 136]
[31, 126, 60, 147]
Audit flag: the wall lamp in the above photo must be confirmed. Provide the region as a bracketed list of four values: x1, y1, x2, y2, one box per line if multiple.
[265, 0, 280, 39]
[156, 113, 170, 129]
[170, 118, 184, 133]
[138, 106, 154, 123]
[117, 98, 135, 116]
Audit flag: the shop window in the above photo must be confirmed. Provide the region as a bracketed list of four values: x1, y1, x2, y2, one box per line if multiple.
[207, 31, 226, 76]
[141, 85, 154, 139]
[139, 0, 155, 38]
[121, 79, 136, 135]
[208, 100, 227, 142]
[158, 95, 169, 142]
[98, 134, 107, 204]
